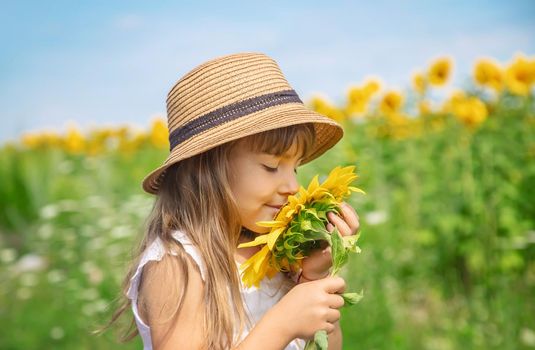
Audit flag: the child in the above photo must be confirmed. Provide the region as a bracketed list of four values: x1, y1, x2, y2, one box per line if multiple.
[111, 53, 360, 350]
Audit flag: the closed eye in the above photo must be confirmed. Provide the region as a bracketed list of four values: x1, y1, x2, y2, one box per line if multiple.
[262, 164, 278, 173]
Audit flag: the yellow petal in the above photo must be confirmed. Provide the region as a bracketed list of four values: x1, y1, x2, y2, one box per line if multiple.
[256, 220, 285, 228]
[349, 186, 366, 194]
[253, 246, 271, 273]
[267, 227, 285, 250]
[237, 234, 269, 248]
[307, 175, 320, 193]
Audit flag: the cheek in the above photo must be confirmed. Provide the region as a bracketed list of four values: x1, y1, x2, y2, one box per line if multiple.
[233, 185, 269, 213]
[231, 169, 273, 203]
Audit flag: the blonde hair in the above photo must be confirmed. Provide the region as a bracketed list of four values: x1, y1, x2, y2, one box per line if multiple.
[105, 123, 316, 349]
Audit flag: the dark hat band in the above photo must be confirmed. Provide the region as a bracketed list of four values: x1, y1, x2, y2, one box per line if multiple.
[168, 89, 302, 151]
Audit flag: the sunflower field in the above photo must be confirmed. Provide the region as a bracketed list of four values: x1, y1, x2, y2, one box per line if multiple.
[1, 53, 534, 349]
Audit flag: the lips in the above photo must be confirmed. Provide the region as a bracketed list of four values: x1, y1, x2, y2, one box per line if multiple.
[266, 204, 284, 210]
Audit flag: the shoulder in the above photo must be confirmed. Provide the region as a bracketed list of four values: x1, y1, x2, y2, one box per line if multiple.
[138, 249, 206, 349]
[138, 243, 204, 317]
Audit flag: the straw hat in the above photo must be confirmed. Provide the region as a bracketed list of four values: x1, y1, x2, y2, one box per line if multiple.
[142, 52, 344, 194]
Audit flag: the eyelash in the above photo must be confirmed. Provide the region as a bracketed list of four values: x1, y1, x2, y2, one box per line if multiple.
[262, 165, 278, 173]
[262, 165, 298, 174]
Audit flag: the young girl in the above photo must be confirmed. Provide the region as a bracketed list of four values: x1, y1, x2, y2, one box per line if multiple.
[110, 52, 360, 350]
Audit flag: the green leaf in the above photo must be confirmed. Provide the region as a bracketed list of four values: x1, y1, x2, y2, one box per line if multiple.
[341, 291, 364, 306]
[343, 234, 362, 253]
[330, 229, 348, 276]
[283, 239, 299, 250]
[304, 340, 317, 350]
[311, 218, 329, 234]
[301, 219, 313, 231]
[314, 330, 328, 350]
[304, 207, 320, 221]
[304, 230, 331, 242]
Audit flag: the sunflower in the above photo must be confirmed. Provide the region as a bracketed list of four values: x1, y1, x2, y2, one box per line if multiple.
[474, 58, 503, 92]
[412, 72, 427, 95]
[379, 91, 404, 116]
[505, 55, 535, 97]
[443, 91, 488, 128]
[428, 57, 453, 86]
[149, 118, 169, 149]
[238, 166, 364, 287]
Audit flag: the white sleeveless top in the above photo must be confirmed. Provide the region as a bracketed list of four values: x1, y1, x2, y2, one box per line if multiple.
[126, 230, 305, 349]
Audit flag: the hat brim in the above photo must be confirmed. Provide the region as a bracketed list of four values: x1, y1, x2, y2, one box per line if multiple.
[142, 102, 343, 194]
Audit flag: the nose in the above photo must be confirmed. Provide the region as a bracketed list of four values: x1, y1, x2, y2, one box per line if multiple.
[279, 169, 299, 196]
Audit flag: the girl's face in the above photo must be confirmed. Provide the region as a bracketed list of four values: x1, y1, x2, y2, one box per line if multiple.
[228, 140, 302, 233]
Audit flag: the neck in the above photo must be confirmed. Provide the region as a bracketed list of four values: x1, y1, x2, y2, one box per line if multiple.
[240, 226, 260, 241]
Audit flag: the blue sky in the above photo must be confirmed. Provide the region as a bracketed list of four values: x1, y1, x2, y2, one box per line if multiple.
[1, 0, 534, 141]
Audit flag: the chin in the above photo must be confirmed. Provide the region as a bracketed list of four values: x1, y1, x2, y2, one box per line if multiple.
[246, 222, 270, 234]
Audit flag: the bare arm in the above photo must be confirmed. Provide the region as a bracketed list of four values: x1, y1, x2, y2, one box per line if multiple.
[328, 321, 342, 350]
[239, 277, 346, 350]
[139, 254, 206, 350]
[140, 254, 345, 350]
[139, 254, 296, 350]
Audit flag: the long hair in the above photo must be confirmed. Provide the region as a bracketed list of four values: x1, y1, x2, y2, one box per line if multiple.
[104, 123, 316, 349]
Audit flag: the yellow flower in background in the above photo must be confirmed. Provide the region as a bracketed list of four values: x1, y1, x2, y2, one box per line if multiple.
[43, 132, 62, 148]
[119, 130, 149, 154]
[346, 88, 371, 117]
[412, 72, 427, 95]
[418, 100, 432, 115]
[457, 97, 488, 127]
[14, 121, 169, 154]
[474, 58, 503, 91]
[345, 79, 381, 118]
[150, 118, 169, 149]
[310, 96, 345, 122]
[113, 126, 129, 140]
[428, 57, 453, 86]
[64, 125, 85, 154]
[363, 79, 381, 96]
[385, 112, 414, 140]
[379, 91, 404, 116]
[505, 55, 535, 96]
[20, 131, 62, 149]
[21, 133, 41, 149]
[444, 91, 488, 127]
[86, 128, 114, 156]
[346, 87, 369, 116]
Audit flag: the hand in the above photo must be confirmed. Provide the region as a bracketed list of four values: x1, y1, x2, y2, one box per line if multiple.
[326, 202, 360, 237]
[269, 276, 346, 340]
[299, 202, 360, 282]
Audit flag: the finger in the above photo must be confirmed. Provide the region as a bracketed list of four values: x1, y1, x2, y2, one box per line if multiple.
[322, 276, 346, 294]
[340, 202, 360, 234]
[327, 211, 352, 236]
[307, 244, 331, 259]
[327, 294, 345, 309]
[341, 202, 359, 221]
[326, 309, 341, 323]
[324, 322, 336, 335]
[326, 222, 334, 233]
